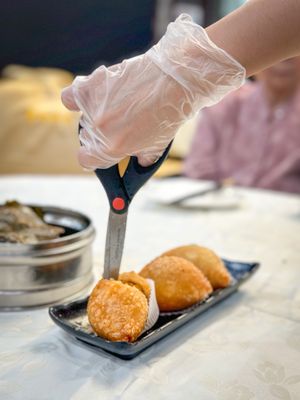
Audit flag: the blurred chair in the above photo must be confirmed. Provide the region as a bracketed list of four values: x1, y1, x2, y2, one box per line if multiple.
[0, 65, 84, 174]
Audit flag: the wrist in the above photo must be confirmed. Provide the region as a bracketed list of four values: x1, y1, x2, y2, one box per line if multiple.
[147, 14, 246, 110]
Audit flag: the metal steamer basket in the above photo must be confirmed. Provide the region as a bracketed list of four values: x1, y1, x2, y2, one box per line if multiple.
[0, 206, 95, 310]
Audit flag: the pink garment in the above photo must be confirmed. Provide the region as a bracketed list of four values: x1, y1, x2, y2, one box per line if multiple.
[183, 82, 300, 194]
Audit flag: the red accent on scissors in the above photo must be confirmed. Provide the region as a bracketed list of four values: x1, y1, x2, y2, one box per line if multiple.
[112, 197, 125, 211]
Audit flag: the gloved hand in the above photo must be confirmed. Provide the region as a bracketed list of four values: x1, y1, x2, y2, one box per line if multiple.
[61, 14, 245, 169]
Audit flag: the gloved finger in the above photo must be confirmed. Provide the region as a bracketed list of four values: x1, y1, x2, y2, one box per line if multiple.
[136, 149, 164, 167]
[78, 124, 123, 169]
[64, 68, 109, 121]
[78, 147, 122, 169]
[61, 85, 80, 111]
[79, 124, 119, 162]
[78, 126, 108, 169]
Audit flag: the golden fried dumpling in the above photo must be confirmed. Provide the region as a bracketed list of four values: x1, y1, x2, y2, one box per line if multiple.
[162, 245, 231, 289]
[118, 271, 151, 300]
[87, 279, 148, 342]
[140, 256, 212, 312]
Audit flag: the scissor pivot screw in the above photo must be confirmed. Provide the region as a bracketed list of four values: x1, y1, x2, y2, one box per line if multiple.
[112, 197, 126, 211]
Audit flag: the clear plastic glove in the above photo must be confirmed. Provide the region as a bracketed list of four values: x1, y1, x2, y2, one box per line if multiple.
[61, 14, 245, 169]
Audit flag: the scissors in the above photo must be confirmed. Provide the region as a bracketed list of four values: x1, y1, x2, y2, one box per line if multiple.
[79, 125, 172, 279]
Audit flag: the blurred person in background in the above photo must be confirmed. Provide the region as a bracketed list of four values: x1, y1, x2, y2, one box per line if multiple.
[183, 57, 300, 194]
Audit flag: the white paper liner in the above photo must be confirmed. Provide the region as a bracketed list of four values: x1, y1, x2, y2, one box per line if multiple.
[142, 279, 159, 333]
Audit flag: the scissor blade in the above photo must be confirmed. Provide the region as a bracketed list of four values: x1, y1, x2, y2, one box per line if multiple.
[103, 210, 128, 279]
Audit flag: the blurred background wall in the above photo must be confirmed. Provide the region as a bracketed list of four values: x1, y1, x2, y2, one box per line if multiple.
[0, 0, 154, 73]
[1, 0, 243, 73]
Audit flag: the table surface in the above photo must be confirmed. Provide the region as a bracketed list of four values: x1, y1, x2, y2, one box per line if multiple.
[0, 175, 300, 400]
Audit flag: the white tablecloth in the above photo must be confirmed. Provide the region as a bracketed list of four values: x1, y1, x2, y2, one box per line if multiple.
[0, 176, 300, 400]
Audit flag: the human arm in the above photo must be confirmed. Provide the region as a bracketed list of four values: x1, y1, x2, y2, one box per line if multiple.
[207, 0, 300, 76]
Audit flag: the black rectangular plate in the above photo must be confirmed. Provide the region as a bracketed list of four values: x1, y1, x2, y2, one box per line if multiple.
[49, 260, 259, 359]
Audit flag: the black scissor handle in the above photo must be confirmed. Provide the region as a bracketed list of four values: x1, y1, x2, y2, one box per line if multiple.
[78, 123, 172, 214]
[95, 142, 172, 214]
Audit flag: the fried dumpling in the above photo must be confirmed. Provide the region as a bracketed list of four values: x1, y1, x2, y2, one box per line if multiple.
[140, 256, 213, 312]
[87, 279, 148, 342]
[118, 271, 151, 300]
[162, 245, 231, 289]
